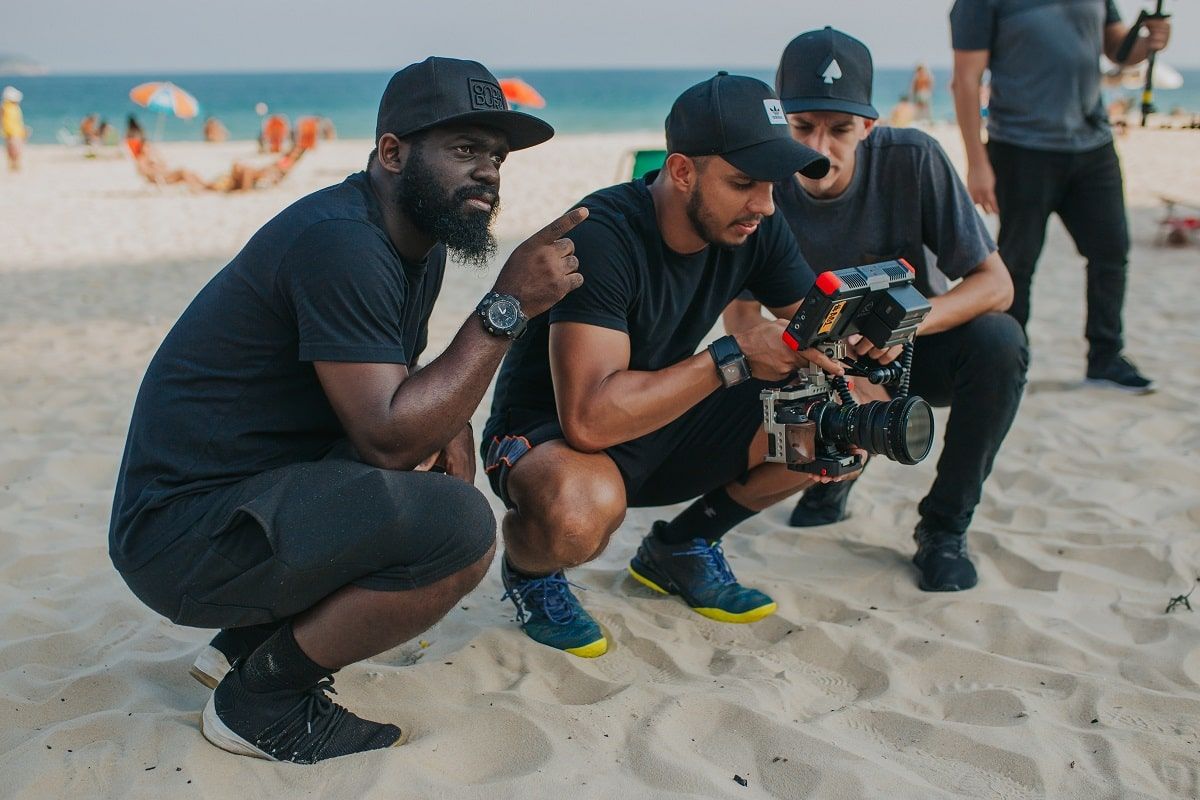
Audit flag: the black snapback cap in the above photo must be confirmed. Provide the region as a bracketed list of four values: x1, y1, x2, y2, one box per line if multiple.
[665, 71, 829, 182]
[776, 27, 879, 120]
[375, 56, 554, 150]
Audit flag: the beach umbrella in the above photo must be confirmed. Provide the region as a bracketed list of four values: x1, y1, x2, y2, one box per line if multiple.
[129, 81, 200, 118]
[499, 78, 546, 110]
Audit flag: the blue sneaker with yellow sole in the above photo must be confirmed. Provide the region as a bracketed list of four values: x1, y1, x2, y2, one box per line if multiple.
[500, 559, 608, 658]
[628, 523, 777, 623]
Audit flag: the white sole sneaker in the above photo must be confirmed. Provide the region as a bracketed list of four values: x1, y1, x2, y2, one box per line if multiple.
[200, 693, 276, 760]
[189, 645, 232, 690]
[1083, 377, 1156, 395]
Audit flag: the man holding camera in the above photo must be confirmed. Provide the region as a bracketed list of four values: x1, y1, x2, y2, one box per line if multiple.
[950, 0, 1170, 393]
[481, 73, 852, 657]
[725, 29, 1028, 592]
[109, 57, 583, 762]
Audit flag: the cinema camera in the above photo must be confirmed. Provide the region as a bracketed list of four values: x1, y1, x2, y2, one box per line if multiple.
[762, 259, 936, 477]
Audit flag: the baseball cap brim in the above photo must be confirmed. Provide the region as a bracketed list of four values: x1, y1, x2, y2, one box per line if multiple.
[406, 109, 554, 151]
[780, 97, 879, 120]
[721, 136, 830, 182]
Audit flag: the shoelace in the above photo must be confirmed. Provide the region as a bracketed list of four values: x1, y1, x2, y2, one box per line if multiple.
[255, 677, 348, 762]
[502, 572, 586, 625]
[672, 540, 736, 586]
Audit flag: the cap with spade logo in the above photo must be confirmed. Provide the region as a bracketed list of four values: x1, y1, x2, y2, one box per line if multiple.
[775, 27, 879, 120]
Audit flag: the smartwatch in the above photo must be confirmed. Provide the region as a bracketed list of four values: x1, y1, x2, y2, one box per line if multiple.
[475, 291, 528, 339]
[708, 335, 751, 388]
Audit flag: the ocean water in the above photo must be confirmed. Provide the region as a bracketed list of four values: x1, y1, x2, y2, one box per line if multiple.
[11, 67, 1200, 145]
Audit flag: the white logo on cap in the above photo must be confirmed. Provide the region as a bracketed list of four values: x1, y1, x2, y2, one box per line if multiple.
[763, 99, 787, 125]
[821, 59, 843, 84]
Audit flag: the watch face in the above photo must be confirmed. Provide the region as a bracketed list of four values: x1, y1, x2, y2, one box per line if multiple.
[487, 299, 520, 330]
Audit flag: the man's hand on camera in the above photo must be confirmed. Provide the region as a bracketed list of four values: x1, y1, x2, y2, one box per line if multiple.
[493, 207, 589, 319]
[807, 447, 869, 485]
[735, 319, 845, 380]
[847, 333, 904, 365]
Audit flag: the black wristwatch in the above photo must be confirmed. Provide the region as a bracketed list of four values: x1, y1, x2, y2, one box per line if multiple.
[476, 291, 528, 339]
[708, 335, 751, 388]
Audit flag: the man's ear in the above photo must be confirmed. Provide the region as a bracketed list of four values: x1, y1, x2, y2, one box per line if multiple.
[861, 118, 876, 139]
[663, 152, 698, 192]
[375, 133, 411, 174]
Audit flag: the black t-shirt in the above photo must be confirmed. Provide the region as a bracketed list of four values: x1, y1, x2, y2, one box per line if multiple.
[110, 172, 445, 569]
[487, 170, 815, 429]
[771, 127, 995, 298]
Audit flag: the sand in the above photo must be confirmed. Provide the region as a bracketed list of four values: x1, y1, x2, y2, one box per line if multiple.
[1, 126, 1199, 799]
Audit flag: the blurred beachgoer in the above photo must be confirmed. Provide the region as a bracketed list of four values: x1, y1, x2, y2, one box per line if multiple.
[319, 116, 337, 140]
[262, 113, 289, 153]
[2, 86, 28, 172]
[80, 114, 101, 146]
[98, 118, 118, 146]
[295, 116, 319, 150]
[203, 116, 229, 143]
[952, 0, 1170, 393]
[910, 63, 934, 122]
[888, 94, 916, 127]
[130, 140, 209, 190]
[125, 115, 146, 158]
[206, 143, 309, 192]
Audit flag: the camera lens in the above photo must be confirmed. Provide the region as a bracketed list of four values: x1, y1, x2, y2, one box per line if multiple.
[812, 395, 934, 465]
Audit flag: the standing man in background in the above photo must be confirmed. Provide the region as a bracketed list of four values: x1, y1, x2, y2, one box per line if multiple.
[950, 0, 1170, 393]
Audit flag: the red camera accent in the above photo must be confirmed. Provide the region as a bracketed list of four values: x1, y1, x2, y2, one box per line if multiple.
[899, 258, 915, 274]
[782, 330, 800, 351]
[815, 271, 843, 295]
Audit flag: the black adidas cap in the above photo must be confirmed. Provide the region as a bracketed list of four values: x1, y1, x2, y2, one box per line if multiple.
[375, 56, 554, 150]
[776, 27, 879, 120]
[665, 71, 829, 182]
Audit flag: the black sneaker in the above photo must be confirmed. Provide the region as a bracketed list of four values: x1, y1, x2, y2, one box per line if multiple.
[201, 666, 404, 763]
[1085, 355, 1155, 394]
[190, 625, 279, 689]
[912, 522, 977, 592]
[788, 479, 856, 527]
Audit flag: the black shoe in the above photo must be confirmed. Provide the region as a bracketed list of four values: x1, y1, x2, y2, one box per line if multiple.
[788, 479, 855, 527]
[201, 665, 404, 763]
[190, 625, 279, 689]
[1085, 355, 1155, 394]
[912, 522, 977, 592]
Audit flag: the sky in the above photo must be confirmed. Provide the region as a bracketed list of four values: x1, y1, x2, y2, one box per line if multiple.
[4, 0, 1197, 73]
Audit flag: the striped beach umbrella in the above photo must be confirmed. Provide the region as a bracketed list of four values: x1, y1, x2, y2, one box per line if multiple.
[129, 81, 200, 119]
[499, 78, 546, 110]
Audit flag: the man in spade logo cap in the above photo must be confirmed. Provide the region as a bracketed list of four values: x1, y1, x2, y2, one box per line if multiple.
[110, 57, 584, 762]
[725, 27, 1028, 593]
[481, 73, 857, 658]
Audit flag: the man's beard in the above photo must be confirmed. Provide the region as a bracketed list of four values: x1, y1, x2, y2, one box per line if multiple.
[394, 147, 499, 269]
[685, 188, 759, 248]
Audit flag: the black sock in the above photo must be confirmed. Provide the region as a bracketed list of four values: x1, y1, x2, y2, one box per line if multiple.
[216, 622, 280, 660]
[239, 620, 333, 694]
[655, 487, 756, 545]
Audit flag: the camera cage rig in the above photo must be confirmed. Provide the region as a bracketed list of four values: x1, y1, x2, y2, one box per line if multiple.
[762, 259, 935, 476]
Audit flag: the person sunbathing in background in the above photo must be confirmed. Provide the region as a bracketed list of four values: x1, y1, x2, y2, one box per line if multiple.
[206, 143, 309, 192]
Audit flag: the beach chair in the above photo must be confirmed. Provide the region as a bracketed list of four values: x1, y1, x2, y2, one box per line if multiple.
[616, 148, 666, 181]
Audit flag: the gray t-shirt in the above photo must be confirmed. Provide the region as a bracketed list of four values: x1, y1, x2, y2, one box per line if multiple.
[950, 0, 1121, 152]
[766, 126, 994, 302]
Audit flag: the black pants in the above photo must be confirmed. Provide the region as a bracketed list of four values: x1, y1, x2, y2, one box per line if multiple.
[988, 139, 1130, 366]
[118, 449, 496, 629]
[906, 313, 1028, 533]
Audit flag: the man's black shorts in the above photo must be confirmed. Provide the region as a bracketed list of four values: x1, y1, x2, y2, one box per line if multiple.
[117, 446, 496, 630]
[482, 379, 768, 509]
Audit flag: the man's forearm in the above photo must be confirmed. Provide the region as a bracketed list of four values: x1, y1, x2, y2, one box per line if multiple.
[557, 351, 722, 452]
[380, 316, 509, 468]
[951, 78, 989, 167]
